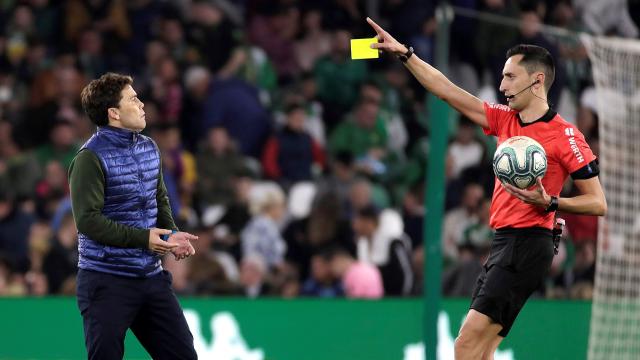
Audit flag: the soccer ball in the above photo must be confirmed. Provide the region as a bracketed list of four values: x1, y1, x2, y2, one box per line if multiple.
[492, 136, 547, 189]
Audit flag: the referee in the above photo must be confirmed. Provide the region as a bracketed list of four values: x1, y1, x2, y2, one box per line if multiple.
[367, 18, 607, 360]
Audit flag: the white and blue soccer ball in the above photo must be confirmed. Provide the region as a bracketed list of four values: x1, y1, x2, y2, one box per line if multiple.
[492, 136, 547, 189]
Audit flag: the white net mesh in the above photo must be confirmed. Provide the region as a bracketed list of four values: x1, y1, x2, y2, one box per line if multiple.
[582, 34, 640, 360]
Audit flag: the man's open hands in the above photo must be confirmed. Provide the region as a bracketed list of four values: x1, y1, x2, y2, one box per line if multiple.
[148, 228, 179, 256]
[167, 232, 198, 261]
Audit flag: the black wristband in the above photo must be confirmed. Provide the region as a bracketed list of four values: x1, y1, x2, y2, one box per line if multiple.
[545, 196, 559, 212]
[398, 45, 414, 63]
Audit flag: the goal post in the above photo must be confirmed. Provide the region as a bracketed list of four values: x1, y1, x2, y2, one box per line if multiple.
[582, 34, 640, 360]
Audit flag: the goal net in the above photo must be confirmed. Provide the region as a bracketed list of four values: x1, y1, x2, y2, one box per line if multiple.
[582, 34, 640, 360]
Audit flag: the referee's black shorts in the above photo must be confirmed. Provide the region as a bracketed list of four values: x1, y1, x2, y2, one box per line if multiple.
[470, 227, 554, 337]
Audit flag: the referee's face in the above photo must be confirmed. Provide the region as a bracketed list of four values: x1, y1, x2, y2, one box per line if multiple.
[500, 55, 532, 111]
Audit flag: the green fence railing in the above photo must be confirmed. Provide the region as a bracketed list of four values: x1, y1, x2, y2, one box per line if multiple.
[0, 298, 589, 360]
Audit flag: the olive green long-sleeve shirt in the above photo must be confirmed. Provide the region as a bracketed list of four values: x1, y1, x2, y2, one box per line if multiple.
[68, 149, 177, 249]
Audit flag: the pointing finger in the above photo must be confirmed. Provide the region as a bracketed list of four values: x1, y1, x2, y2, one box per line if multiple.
[366, 17, 383, 34]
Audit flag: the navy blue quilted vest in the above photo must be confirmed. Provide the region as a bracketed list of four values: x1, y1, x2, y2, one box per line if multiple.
[77, 126, 162, 277]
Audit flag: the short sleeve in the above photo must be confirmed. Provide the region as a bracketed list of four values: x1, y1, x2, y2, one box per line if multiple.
[556, 125, 597, 174]
[482, 102, 514, 136]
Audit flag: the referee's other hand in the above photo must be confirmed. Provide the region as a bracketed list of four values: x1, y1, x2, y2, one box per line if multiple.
[366, 17, 409, 56]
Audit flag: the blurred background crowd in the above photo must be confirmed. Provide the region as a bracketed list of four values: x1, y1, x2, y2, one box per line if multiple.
[0, 0, 630, 300]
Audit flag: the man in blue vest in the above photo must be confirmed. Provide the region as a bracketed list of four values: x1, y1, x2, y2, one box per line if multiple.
[69, 73, 198, 359]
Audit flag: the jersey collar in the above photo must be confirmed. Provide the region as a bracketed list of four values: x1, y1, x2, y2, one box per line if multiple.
[517, 108, 557, 127]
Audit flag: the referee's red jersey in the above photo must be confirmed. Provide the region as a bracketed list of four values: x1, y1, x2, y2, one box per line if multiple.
[483, 102, 596, 230]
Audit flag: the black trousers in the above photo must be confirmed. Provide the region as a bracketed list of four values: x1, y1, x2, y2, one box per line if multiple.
[76, 269, 197, 360]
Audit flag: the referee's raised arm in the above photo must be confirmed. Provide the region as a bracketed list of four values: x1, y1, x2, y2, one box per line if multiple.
[366, 17, 488, 129]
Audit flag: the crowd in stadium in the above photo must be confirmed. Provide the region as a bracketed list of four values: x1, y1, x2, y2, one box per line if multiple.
[0, 0, 635, 299]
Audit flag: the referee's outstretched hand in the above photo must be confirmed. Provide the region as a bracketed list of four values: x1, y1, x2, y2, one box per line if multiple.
[502, 177, 551, 209]
[149, 228, 179, 256]
[366, 17, 408, 56]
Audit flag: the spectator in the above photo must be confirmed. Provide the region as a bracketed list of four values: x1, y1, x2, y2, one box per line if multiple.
[314, 29, 367, 126]
[34, 119, 79, 171]
[201, 76, 271, 157]
[63, 0, 131, 54]
[295, 8, 332, 72]
[241, 182, 287, 269]
[262, 102, 326, 185]
[42, 213, 78, 294]
[212, 176, 254, 261]
[0, 121, 41, 202]
[317, 151, 357, 207]
[402, 183, 425, 249]
[0, 188, 35, 273]
[195, 127, 249, 209]
[326, 246, 384, 299]
[239, 254, 271, 298]
[34, 160, 69, 220]
[301, 252, 343, 297]
[76, 28, 108, 80]
[575, 0, 639, 38]
[188, 0, 237, 74]
[329, 97, 388, 177]
[448, 118, 485, 179]
[442, 183, 485, 264]
[149, 57, 183, 124]
[284, 192, 354, 280]
[158, 15, 193, 69]
[181, 65, 212, 149]
[353, 205, 413, 296]
[247, 3, 300, 81]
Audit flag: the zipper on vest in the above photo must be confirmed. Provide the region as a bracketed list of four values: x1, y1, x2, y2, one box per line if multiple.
[130, 143, 147, 228]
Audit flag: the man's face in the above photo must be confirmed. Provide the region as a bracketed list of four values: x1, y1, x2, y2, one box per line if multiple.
[352, 216, 377, 238]
[112, 85, 146, 132]
[286, 108, 306, 132]
[499, 55, 539, 110]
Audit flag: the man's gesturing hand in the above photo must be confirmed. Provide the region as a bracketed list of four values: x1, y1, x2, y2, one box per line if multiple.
[148, 228, 179, 255]
[168, 232, 198, 260]
[366, 17, 408, 55]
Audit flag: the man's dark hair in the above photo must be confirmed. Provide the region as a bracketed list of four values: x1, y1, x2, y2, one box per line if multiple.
[506, 44, 555, 92]
[317, 245, 351, 262]
[284, 101, 306, 115]
[81, 73, 133, 126]
[355, 204, 380, 223]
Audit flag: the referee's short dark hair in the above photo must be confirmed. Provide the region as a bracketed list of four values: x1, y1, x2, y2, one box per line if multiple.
[81, 73, 133, 126]
[506, 44, 555, 92]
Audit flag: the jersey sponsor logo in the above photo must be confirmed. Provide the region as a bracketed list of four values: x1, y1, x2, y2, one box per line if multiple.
[489, 103, 512, 112]
[566, 129, 585, 163]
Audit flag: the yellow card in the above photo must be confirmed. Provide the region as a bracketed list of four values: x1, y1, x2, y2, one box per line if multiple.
[350, 37, 379, 60]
